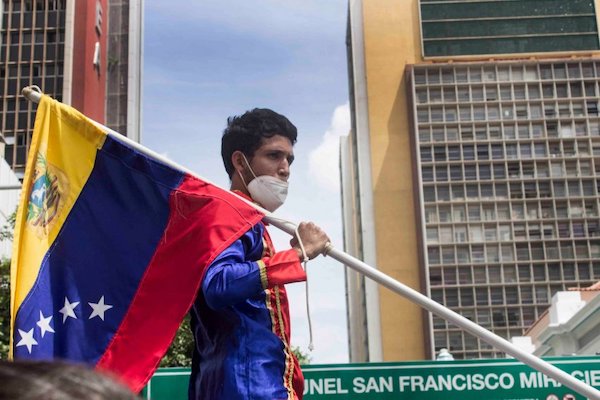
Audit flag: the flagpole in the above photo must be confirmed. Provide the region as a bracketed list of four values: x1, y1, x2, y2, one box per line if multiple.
[21, 86, 600, 400]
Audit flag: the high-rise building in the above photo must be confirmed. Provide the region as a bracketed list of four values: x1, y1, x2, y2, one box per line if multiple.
[0, 0, 142, 178]
[106, 0, 142, 141]
[343, 0, 600, 362]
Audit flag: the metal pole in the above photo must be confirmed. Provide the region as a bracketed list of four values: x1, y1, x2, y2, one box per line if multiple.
[22, 86, 600, 400]
[323, 247, 600, 399]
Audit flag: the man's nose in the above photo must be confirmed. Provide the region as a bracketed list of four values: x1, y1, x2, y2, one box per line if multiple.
[278, 161, 290, 179]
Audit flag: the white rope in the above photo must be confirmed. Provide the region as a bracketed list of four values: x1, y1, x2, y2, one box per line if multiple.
[269, 214, 315, 352]
[293, 225, 314, 352]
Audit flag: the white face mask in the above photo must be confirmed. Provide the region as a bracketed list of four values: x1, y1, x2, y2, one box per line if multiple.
[238, 154, 288, 212]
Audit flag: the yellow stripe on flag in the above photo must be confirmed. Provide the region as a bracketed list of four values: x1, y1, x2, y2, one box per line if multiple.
[10, 95, 106, 356]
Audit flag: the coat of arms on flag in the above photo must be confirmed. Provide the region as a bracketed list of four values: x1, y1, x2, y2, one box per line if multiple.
[27, 153, 69, 237]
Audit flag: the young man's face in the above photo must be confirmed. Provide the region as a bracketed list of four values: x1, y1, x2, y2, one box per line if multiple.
[246, 134, 294, 182]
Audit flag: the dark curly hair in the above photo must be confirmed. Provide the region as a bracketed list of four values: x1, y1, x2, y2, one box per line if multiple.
[221, 108, 297, 178]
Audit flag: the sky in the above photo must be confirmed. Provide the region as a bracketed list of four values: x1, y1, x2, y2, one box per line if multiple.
[143, 1, 351, 363]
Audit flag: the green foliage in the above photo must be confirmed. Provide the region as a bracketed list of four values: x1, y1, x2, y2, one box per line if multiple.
[0, 210, 17, 359]
[292, 346, 311, 365]
[160, 316, 193, 367]
[0, 257, 9, 359]
[0, 212, 15, 242]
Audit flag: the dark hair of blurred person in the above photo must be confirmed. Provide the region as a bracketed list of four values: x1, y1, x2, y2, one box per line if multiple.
[0, 359, 138, 400]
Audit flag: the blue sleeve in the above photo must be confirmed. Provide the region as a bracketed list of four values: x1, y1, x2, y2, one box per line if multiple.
[201, 224, 264, 310]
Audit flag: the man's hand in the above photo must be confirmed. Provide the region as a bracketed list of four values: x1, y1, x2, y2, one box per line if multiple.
[289, 222, 331, 260]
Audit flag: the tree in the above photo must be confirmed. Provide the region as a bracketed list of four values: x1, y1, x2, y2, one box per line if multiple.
[0, 212, 15, 359]
[160, 316, 194, 367]
[292, 346, 311, 365]
[0, 257, 10, 359]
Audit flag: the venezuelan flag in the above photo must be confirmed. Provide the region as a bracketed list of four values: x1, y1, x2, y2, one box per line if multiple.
[10, 95, 264, 391]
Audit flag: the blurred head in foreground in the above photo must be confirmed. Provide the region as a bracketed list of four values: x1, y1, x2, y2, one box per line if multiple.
[0, 359, 137, 400]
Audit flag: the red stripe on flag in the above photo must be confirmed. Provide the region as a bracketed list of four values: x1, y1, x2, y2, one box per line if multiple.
[96, 176, 264, 392]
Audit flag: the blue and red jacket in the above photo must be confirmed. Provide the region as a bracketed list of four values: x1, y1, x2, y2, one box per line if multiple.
[189, 216, 306, 400]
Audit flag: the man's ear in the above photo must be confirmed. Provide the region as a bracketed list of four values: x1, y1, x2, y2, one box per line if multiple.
[231, 151, 246, 175]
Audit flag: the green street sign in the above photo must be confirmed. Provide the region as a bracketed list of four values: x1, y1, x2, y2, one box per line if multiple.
[142, 356, 600, 400]
[302, 357, 600, 400]
[142, 367, 190, 399]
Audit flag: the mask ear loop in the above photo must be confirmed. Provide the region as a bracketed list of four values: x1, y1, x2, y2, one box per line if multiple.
[241, 153, 287, 209]
[236, 153, 253, 193]
[236, 153, 256, 192]
[237, 169, 249, 190]
[241, 153, 258, 180]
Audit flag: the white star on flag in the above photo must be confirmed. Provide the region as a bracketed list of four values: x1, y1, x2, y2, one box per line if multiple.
[89, 296, 113, 321]
[16, 328, 38, 354]
[36, 310, 55, 338]
[59, 297, 80, 323]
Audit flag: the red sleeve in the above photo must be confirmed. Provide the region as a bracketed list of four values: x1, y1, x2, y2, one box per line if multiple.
[258, 249, 307, 289]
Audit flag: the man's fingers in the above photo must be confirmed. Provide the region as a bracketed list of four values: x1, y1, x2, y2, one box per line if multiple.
[322, 241, 334, 256]
[292, 221, 331, 259]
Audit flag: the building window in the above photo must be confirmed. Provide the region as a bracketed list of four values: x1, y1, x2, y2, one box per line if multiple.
[421, 0, 600, 58]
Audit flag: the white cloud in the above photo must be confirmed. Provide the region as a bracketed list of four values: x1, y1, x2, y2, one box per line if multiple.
[308, 103, 350, 192]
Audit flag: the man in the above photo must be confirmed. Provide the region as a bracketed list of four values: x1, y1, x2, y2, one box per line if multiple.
[189, 108, 330, 400]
